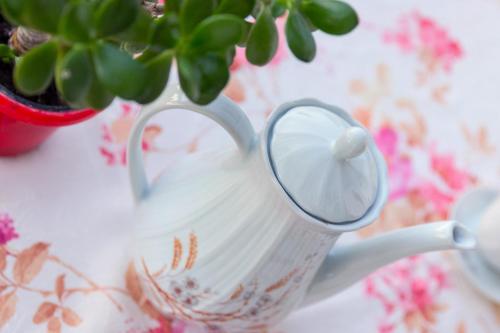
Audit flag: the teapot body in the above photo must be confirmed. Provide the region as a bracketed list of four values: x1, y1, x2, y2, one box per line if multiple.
[128, 92, 474, 333]
[133, 146, 341, 332]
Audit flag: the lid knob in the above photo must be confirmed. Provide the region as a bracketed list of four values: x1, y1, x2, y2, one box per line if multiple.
[331, 127, 369, 160]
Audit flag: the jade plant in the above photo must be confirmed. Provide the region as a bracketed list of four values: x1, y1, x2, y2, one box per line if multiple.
[0, 0, 358, 109]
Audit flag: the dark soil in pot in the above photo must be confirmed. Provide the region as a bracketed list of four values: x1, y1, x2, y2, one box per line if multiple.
[0, 15, 69, 111]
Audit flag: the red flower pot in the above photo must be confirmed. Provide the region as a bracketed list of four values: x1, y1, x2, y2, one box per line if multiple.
[0, 86, 97, 156]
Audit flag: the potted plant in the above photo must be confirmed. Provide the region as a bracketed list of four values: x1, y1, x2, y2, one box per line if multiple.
[0, 0, 358, 156]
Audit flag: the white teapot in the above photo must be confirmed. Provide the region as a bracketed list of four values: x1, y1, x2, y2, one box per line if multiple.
[127, 87, 475, 333]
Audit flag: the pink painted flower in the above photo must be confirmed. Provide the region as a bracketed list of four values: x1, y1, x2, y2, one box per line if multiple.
[171, 320, 186, 333]
[428, 264, 448, 289]
[0, 214, 19, 245]
[374, 126, 398, 158]
[99, 103, 162, 166]
[148, 318, 174, 333]
[383, 14, 414, 52]
[230, 47, 248, 72]
[378, 323, 395, 333]
[413, 182, 454, 217]
[365, 255, 449, 333]
[430, 151, 474, 191]
[388, 156, 412, 201]
[383, 11, 463, 72]
[417, 15, 462, 71]
[410, 278, 432, 311]
[374, 126, 414, 200]
[367, 121, 475, 236]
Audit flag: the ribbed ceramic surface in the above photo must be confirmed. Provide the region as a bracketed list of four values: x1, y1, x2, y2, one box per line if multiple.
[269, 106, 379, 223]
[133, 150, 340, 332]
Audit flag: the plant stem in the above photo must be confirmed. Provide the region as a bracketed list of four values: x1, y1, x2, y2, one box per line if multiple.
[7, 1, 161, 56]
[9, 27, 50, 55]
[142, 0, 164, 17]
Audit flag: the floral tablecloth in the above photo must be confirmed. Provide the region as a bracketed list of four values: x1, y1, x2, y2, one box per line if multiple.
[1, 0, 500, 332]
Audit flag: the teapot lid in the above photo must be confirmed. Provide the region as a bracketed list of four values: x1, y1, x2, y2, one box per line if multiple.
[267, 103, 380, 224]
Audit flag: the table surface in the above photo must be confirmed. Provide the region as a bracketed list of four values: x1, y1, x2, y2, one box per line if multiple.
[1, 0, 500, 332]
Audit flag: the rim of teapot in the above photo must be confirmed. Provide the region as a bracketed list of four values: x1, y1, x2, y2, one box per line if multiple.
[260, 98, 389, 234]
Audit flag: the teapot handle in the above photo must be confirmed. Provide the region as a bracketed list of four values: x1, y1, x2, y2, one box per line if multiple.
[127, 87, 257, 203]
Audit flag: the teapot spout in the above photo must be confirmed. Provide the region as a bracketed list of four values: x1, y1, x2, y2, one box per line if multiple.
[302, 221, 475, 307]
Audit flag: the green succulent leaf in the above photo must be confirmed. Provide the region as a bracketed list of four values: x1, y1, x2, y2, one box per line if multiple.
[286, 9, 316, 62]
[216, 0, 256, 18]
[14, 40, 57, 95]
[304, 15, 318, 32]
[300, 0, 358, 35]
[178, 53, 229, 105]
[92, 41, 146, 100]
[59, 2, 94, 42]
[246, 7, 278, 66]
[0, 0, 27, 26]
[238, 20, 252, 46]
[271, 1, 287, 18]
[151, 13, 180, 49]
[23, 0, 66, 33]
[123, 42, 147, 54]
[177, 55, 200, 101]
[180, 0, 216, 34]
[135, 50, 173, 104]
[2, 0, 358, 108]
[84, 68, 115, 110]
[96, 0, 140, 37]
[0, 44, 15, 63]
[189, 14, 244, 53]
[166, 0, 181, 12]
[55, 45, 93, 105]
[116, 8, 155, 44]
[224, 46, 236, 67]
